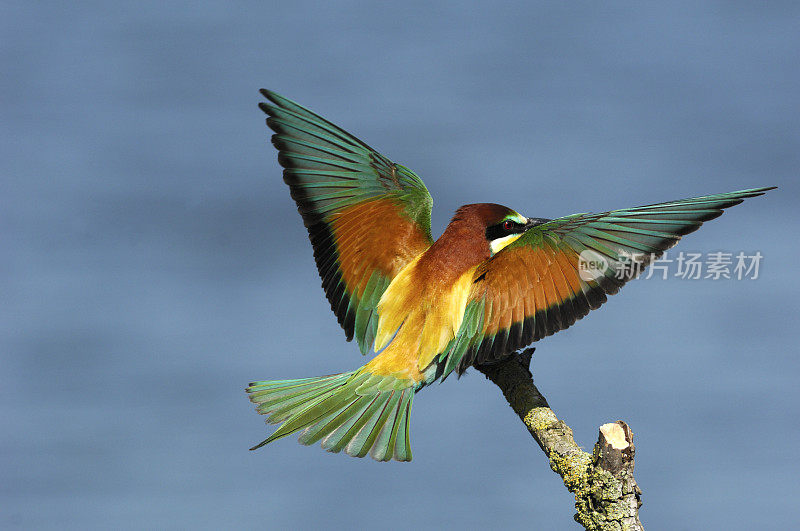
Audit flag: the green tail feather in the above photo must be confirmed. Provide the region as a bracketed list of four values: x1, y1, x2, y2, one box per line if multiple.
[247, 368, 418, 462]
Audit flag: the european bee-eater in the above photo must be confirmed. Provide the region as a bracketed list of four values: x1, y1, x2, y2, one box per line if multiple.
[247, 89, 774, 462]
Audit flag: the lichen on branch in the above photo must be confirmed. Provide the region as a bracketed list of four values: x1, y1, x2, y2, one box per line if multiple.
[476, 348, 643, 531]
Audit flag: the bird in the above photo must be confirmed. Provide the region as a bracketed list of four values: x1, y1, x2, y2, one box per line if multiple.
[246, 89, 774, 462]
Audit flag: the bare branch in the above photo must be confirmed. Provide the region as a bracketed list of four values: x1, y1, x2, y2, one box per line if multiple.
[476, 348, 643, 530]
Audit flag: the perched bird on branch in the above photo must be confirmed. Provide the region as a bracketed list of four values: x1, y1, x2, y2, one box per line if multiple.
[246, 89, 774, 462]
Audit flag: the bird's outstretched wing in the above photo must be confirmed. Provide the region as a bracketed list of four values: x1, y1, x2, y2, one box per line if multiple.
[259, 90, 434, 354]
[434, 187, 774, 376]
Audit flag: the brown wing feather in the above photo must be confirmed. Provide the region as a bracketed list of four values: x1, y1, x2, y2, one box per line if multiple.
[457, 187, 773, 371]
[259, 90, 434, 353]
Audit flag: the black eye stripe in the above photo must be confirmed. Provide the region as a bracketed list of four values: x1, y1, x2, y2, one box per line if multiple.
[485, 221, 522, 241]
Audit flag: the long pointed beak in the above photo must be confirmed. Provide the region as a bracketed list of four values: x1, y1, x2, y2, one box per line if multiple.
[524, 217, 550, 230]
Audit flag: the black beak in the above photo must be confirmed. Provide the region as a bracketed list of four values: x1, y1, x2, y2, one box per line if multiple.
[524, 217, 551, 230]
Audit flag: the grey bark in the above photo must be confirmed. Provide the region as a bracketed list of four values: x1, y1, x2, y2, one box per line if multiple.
[476, 348, 643, 530]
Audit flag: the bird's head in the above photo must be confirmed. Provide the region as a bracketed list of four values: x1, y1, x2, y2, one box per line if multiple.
[452, 203, 549, 256]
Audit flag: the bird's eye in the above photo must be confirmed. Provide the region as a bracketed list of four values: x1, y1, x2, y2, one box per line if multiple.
[503, 220, 514, 231]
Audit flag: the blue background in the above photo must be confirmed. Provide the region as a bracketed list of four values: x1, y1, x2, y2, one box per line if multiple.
[3, 2, 798, 529]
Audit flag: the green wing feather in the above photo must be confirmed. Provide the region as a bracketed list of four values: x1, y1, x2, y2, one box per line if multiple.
[247, 369, 418, 462]
[260, 90, 434, 354]
[434, 187, 775, 376]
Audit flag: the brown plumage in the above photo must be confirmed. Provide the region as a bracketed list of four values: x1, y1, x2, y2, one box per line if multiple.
[419, 203, 513, 274]
[368, 203, 520, 379]
[249, 89, 773, 462]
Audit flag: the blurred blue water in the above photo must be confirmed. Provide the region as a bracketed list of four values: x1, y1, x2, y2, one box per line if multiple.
[2, 2, 799, 529]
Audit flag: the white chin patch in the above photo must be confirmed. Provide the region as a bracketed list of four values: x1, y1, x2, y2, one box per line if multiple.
[490, 233, 523, 255]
